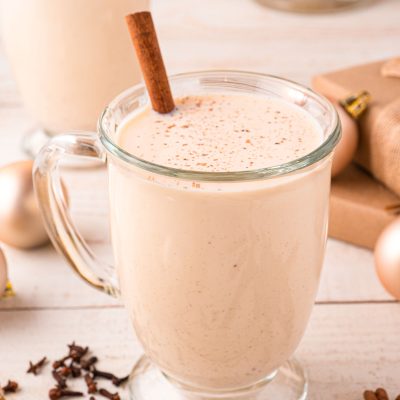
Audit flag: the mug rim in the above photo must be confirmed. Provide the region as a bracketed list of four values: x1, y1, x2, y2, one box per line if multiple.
[99, 70, 341, 182]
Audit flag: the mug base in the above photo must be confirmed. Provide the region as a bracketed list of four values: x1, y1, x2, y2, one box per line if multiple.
[128, 355, 307, 400]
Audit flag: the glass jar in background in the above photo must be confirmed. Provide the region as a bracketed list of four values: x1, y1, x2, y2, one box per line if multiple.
[256, 0, 371, 13]
[0, 0, 149, 157]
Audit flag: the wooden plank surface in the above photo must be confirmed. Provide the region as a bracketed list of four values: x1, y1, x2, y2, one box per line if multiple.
[1, 0, 400, 398]
[153, 0, 400, 84]
[1, 304, 399, 399]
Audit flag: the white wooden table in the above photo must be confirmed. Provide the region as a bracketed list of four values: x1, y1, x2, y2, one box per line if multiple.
[1, 1, 399, 399]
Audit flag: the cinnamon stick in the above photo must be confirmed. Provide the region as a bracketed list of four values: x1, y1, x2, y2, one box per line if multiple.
[125, 12, 175, 114]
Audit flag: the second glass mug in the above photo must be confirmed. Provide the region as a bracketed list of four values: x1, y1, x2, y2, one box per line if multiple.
[33, 71, 340, 400]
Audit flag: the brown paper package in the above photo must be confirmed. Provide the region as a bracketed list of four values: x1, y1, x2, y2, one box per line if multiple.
[330, 164, 398, 249]
[312, 59, 400, 249]
[312, 59, 400, 196]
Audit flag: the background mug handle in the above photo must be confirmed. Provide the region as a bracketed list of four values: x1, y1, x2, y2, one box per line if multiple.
[33, 132, 119, 297]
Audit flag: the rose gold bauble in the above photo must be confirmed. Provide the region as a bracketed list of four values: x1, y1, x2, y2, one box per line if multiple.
[331, 104, 359, 177]
[0, 248, 7, 295]
[0, 160, 49, 249]
[374, 217, 400, 300]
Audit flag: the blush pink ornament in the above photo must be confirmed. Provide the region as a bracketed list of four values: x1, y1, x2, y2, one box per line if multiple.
[0, 160, 49, 248]
[0, 248, 8, 296]
[331, 103, 359, 177]
[374, 217, 400, 300]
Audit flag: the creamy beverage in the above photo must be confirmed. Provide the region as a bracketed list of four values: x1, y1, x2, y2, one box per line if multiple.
[34, 71, 339, 397]
[0, 0, 148, 133]
[109, 93, 331, 389]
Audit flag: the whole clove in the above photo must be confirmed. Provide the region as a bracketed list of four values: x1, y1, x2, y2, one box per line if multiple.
[68, 342, 88, 362]
[49, 388, 83, 400]
[2, 380, 18, 393]
[99, 388, 121, 400]
[375, 388, 389, 400]
[364, 391, 378, 400]
[68, 342, 84, 351]
[69, 361, 82, 378]
[92, 368, 116, 381]
[80, 356, 98, 371]
[363, 388, 400, 400]
[22, 342, 132, 399]
[84, 373, 97, 394]
[52, 370, 67, 389]
[112, 374, 129, 387]
[27, 357, 47, 375]
[53, 356, 71, 370]
[58, 366, 72, 378]
[92, 368, 128, 387]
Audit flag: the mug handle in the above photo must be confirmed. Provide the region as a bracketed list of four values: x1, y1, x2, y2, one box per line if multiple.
[33, 132, 120, 297]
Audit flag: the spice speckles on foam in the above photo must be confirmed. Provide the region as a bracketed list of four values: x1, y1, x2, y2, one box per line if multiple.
[117, 94, 323, 172]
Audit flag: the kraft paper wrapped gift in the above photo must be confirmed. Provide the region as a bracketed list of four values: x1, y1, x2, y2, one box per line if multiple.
[312, 58, 400, 197]
[312, 59, 400, 248]
[329, 163, 399, 249]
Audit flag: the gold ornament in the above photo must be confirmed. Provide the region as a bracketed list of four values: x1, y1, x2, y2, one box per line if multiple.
[374, 217, 400, 300]
[339, 90, 371, 120]
[0, 160, 68, 249]
[0, 248, 8, 296]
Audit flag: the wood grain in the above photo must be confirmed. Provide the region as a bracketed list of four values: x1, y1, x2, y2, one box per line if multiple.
[153, 0, 400, 84]
[0, 0, 399, 398]
[1, 304, 399, 399]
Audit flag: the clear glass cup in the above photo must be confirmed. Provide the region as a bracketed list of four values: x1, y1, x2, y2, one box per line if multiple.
[33, 71, 340, 400]
[0, 0, 149, 157]
[256, 0, 371, 13]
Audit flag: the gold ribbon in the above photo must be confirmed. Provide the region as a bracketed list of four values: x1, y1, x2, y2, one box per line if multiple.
[339, 90, 371, 119]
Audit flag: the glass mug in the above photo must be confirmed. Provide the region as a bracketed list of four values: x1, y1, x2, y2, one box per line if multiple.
[33, 71, 340, 400]
[0, 0, 149, 157]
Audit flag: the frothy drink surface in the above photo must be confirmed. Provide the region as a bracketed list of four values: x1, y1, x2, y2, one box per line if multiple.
[117, 94, 322, 171]
[110, 93, 330, 390]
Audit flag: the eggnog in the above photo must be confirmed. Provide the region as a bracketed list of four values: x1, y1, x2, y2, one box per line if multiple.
[0, 0, 148, 133]
[109, 93, 330, 389]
